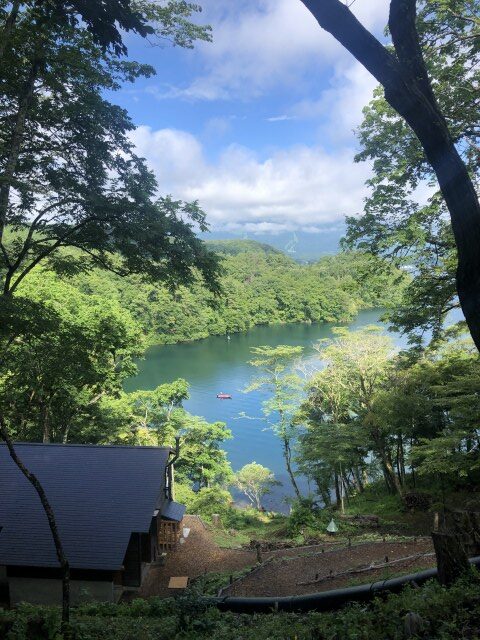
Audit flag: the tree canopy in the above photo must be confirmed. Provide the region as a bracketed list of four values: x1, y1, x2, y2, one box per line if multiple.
[234, 462, 279, 510]
[301, 0, 480, 353]
[0, 0, 219, 302]
[344, 0, 479, 348]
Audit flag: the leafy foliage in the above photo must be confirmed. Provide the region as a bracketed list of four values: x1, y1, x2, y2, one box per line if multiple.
[0, 0, 219, 299]
[2, 573, 480, 639]
[234, 462, 279, 510]
[246, 344, 304, 497]
[0, 270, 142, 443]
[70, 244, 406, 345]
[299, 325, 480, 507]
[344, 0, 480, 346]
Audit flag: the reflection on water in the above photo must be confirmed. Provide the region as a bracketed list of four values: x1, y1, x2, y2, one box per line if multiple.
[125, 310, 405, 510]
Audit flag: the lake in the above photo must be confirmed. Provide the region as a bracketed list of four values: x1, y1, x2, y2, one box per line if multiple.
[125, 309, 407, 510]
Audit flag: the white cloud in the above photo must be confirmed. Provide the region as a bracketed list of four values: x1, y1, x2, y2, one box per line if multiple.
[291, 61, 379, 141]
[266, 115, 297, 122]
[148, 0, 389, 102]
[203, 116, 233, 139]
[131, 125, 372, 233]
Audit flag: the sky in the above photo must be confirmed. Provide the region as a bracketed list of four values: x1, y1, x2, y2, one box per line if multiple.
[109, 0, 391, 254]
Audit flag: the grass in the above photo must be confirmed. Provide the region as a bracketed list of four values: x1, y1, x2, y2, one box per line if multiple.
[196, 477, 480, 551]
[190, 566, 256, 596]
[339, 482, 433, 536]
[344, 561, 436, 588]
[209, 510, 290, 549]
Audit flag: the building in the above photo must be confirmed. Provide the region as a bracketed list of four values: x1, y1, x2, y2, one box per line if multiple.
[0, 442, 185, 605]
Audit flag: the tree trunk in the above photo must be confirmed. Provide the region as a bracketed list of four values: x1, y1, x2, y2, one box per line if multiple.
[300, 0, 480, 353]
[334, 469, 341, 505]
[384, 453, 404, 499]
[282, 437, 301, 498]
[0, 418, 70, 631]
[353, 466, 364, 493]
[0, 0, 21, 60]
[431, 531, 469, 585]
[384, 87, 480, 354]
[318, 484, 331, 507]
[42, 404, 50, 443]
[452, 510, 480, 556]
[382, 466, 394, 493]
[377, 438, 404, 498]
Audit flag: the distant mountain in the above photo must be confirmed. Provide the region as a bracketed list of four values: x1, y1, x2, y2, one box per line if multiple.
[200, 228, 345, 261]
[205, 239, 283, 256]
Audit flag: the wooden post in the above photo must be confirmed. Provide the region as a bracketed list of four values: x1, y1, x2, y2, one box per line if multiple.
[431, 531, 469, 585]
[433, 512, 439, 532]
[212, 513, 221, 528]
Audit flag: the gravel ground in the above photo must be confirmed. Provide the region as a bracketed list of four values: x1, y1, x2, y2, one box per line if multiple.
[221, 539, 434, 597]
[139, 516, 257, 598]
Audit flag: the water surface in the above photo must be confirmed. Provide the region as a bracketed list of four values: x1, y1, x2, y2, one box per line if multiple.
[125, 310, 405, 509]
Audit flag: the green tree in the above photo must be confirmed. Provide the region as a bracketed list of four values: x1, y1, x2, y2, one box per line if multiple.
[234, 462, 279, 510]
[175, 415, 233, 490]
[299, 360, 369, 510]
[306, 327, 401, 497]
[409, 341, 480, 483]
[66, 244, 402, 346]
[0, 1, 218, 300]
[246, 345, 304, 498]
[300, 0, 480, 353]
[0, 270, 141, 443]
[344, 1, 479, 347]
[126, 379, 189, 445]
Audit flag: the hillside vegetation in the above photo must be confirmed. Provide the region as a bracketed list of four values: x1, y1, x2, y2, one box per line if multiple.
[70, 241, 404, 345]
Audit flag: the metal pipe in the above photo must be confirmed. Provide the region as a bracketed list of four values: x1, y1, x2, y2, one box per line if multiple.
[165, 437, 180, 501]
[205, 556, 480, 614]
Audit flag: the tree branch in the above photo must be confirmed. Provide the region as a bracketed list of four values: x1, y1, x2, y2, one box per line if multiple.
[388, 0, 437, 103]
[0, 416, 70, 626]
[299, 0, 402, 89]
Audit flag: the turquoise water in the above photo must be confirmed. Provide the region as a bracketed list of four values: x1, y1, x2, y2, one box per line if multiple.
[125, 310, 406, 509]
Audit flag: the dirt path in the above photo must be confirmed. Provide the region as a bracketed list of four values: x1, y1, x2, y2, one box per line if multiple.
[221, 538, 434, 597]
[140, 518, 434, 599]
[140, 515, 257, 598]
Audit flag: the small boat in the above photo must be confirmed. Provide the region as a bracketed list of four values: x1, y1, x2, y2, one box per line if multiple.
[216, 392, 232, 399]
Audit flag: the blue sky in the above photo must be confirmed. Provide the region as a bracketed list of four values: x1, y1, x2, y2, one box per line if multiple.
[110, 0, 390, 249]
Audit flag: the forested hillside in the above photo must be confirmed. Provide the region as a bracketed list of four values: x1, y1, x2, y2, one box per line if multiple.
[70, 241, 404, 345]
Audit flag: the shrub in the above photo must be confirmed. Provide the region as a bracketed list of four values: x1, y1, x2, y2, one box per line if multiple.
[189, 488, 233, 519]
[404, 492, 432, 512]
[2, 572, 480, 639]
[287, 497, 319, 535]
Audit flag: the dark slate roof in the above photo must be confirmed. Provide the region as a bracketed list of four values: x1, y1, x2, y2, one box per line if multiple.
[0, 443, 174, 571]
[161, 501, 186, 522]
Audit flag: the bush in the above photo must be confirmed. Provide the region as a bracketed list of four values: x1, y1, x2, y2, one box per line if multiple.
[2, 573, 480, 639]
[189, 488, 233, 520]
[1, 573, 480, 639]
[404, 492, 432, 512]
[174, 483, 197, 512]
[287, 497, 320, 535]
